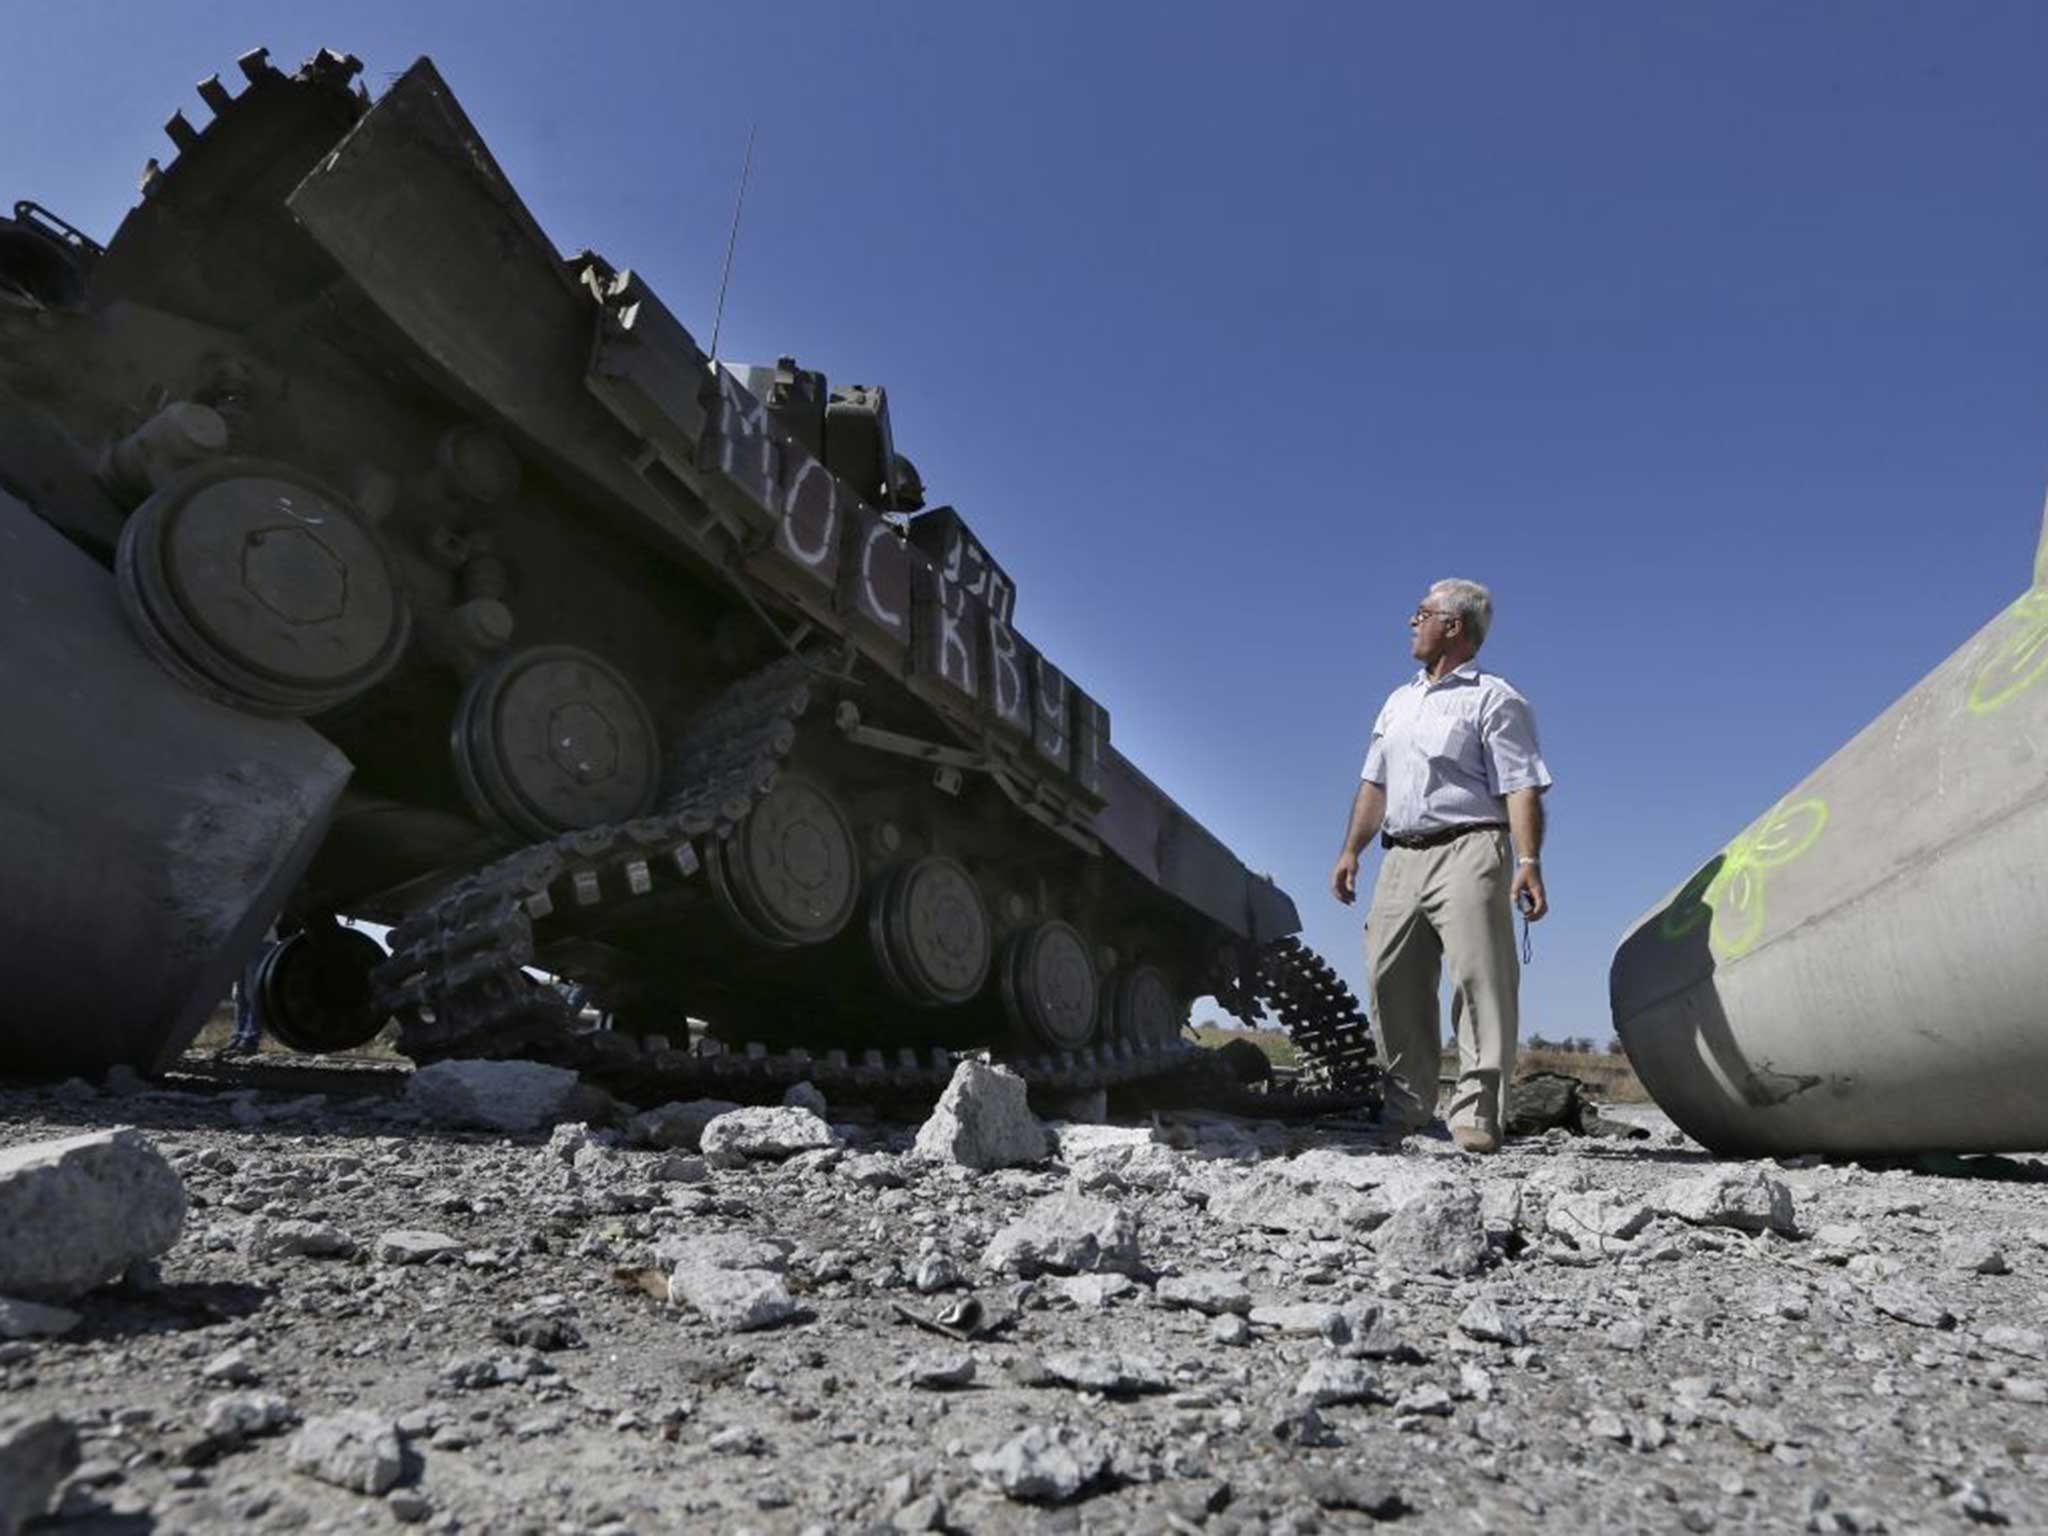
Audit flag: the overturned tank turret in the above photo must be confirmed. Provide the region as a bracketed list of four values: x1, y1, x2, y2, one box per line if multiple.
[0, 48, 1374, 1103]
[1611, 498, 2048, 1156]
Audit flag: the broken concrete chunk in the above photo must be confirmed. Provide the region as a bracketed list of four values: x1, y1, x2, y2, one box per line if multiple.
[1457, 1297, 1529, 1346]
[1293, 1356, 1383, 1407]
[698, 1106, 839, 1167]
[0, 1129, 187, 1301]
[913, 1061, 1050, 1171]
[1038, 1350, 1167, 1395]
[243, 1218, 354, 1261]
[1155, 1270, 1252, 1316]
[1650, 1167, 1796, 1236]
[971, 1424, 1115, 1504]
[1206, 1167, 1386, 1238]
[981, 1189, 1142, 1278]
[1375, 1183, 1489, 1277]
[374, 1230, 463, 1265]
[407, 1059, 586, 1133]
[1546, 1189, 1655, 1249]
[667, 1266, 797, 1333]
[287, 1410, 405, 1496]
[1047, 1273, 1135, 1309]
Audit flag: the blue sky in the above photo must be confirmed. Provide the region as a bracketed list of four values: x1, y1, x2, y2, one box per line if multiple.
[8, 3, 2045, 1043]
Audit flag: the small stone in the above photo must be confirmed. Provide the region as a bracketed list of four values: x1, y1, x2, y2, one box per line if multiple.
[1943, 1234, 2010, 1275]
[286, 1411, 404, 1495]
[201, 1393, 294, 1441]
[1156, 1270, 1253, 1316]
[1457, 1297, 1528, 1346]
[1293, 1356, 1382, 1407]
[649, 1153, 708, 1184]
[1249, 1302, 1349, 1339]
[1394, 1383, 1454, 1416]
[1048, 1273, 1135, 1308]
[1606, 1319, 1647, 1352]
[913, 1061, 1051, 1171]
[667, 1266, 797, 1333]
[971, 1424, 1115, 1504]
[898, 1350, 977, 1390]
[982, 1189, 1142, 1277]
[200, 1348, 258, 1385]
[1375, 1184, 1489, 1277]
[700, 1106, 839, 1166]
[1210, 1314, 1252, 1346]
[1869, 1282, 1955, 1331]
[387, 1489, 432, 1524]
[0, 1296, 80, 1340]
[1586, 1408, 1630, 1442]
[840, 1153, 906, 1189]
[707, 1425, 769, 1455]
[913, 1253, 966, 1294]
[374, 1230, 463, 1265]
[242, 1218, 353, 1261]
[1040, 1350, 1168, 1395]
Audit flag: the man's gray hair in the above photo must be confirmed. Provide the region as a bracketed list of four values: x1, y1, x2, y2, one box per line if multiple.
[1430, 578, 1493, 648]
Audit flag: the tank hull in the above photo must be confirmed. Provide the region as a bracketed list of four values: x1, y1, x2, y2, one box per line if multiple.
[1611, 513, 2048, 1156]
[0, 491, 351, 1075]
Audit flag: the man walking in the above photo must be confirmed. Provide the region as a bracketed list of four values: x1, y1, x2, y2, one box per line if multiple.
[1330, 579, 1552, 1153]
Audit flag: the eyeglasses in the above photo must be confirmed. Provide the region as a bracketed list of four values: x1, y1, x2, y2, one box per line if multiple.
[1409, 608, 1459, 625]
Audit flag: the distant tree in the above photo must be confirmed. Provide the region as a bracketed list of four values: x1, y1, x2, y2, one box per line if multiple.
[1570, 1035, 1594, 1054]
[1528, 1033, 1556, 1051]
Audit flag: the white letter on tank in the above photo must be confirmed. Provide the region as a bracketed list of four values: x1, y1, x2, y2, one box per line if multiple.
[987, 615, 1022, 721]
[779, 460, 836, 567]
[861, 523, 902, 628]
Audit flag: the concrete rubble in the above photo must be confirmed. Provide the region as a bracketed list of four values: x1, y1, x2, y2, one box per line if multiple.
[405, 1059, 594, 1133]
[0, 1075, 2044, 1530]
[0, 1129, 187, 1300]
[911, 1059, 1050, 1170]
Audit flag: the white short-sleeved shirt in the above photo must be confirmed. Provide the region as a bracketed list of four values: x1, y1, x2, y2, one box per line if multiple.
[1360, 662, 1553, 837]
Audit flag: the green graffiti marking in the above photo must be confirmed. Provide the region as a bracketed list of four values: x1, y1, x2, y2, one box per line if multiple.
[1967, 586, 2048, 716]
[1660, 797, 1828, 960]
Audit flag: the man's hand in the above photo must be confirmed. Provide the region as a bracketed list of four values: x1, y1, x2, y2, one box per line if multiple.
[1331, 850, 1360, 906]
[1511, 861, 1548, 921]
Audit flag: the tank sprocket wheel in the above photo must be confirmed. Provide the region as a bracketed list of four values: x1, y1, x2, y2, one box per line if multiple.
[452, 644, 661, 840]
[116, 458, 411, 716]
[254, 927, 393, 1054]
[706, 774, 860, 948]
[869, 855, 992, 1007]
[1000, 920, 1099, 1052]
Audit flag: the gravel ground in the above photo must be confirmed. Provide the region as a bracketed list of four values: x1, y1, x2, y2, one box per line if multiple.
[3, 1064, 2047, 1535]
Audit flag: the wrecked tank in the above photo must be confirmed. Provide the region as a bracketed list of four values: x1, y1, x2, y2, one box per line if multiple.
[1611, 498, 2048, 1156]
[0, 48, 1374, 1104]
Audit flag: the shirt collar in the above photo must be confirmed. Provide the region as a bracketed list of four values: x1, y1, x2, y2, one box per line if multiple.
[1414, 660, 1483, 690]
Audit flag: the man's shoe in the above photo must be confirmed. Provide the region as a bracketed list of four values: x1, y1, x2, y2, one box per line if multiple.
[1451, 1124, 1502, 1155]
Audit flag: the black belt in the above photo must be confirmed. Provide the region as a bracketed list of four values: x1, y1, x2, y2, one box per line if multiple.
[1381, 821, 1505, 852]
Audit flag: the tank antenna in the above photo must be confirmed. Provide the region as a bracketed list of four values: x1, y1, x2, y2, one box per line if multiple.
[708, 123, 757, 364]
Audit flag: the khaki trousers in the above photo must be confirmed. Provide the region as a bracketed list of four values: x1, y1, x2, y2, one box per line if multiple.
[1362, 827, 1519, 1133]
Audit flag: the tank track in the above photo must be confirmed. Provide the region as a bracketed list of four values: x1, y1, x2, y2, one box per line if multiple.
[371, 657, 1376, 1117]
[1216, 935, 1381, 1101]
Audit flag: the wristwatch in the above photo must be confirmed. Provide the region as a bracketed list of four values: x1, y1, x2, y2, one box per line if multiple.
[1516, 856, 1541, 867]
